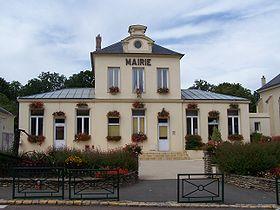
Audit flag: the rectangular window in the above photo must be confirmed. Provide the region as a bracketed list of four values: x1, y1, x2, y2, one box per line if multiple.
[186, 110, 198, 135]
[132, 109, 145, 134]
[76, 109, 90, 134]
[108, 67, 120, 89]
[132, 68, 144, 92]
[227, 110, 239, 135]
[157, 68, 168, 89]
[30, 109, 44, 136]
[254, 122, 260, 132]
[108, 117, 120, 137]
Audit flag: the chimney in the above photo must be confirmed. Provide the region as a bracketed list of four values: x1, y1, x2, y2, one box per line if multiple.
[96, 34, 101, 51]
[261, 76, 266, 86]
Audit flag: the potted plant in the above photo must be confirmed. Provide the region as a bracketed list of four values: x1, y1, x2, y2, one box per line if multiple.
[76, 102, 88, 108]
[208, 110, 219, 118]
[132, 101, 145, 109]
[74, 133, 91, 142]
[157, 87, 169, 94]
[107, 111, 120, 118]
[228, 134, 244, 142]
[27, 135, 45, 146]
[52, 111, 66, 118]
[109, 86, 120, 94]
[29, 101, 44, 110]
[229, 103, 239, 110]
[106, 136, 122, 141]
[158, 108, 169, 118]
[187, 103, 198, 110]
[131, 132, 147, 143]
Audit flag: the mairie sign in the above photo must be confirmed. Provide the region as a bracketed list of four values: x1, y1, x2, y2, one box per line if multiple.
[125, 58, 151, 66]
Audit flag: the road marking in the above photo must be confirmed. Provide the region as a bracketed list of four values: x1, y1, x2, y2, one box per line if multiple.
[0, 205, 7, 209]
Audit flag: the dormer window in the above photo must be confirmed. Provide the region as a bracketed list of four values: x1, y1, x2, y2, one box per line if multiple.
[108, 67, 120, 90]
[134, 40, 142, 49]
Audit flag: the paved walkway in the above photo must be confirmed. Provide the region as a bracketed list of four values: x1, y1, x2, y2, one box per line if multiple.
[139, 160, 204, 180]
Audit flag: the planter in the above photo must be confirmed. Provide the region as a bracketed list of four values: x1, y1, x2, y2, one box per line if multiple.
[109, 86, 120, 94]
[106, 136, 121, 142]
[158, 108, 169, 118]
[208, 110, 219, 118]
[132, 101, 145, 109]
[52, 111, 66, 118]
[186, 150, 203, 160]
[29, 101, 44, 110]
[76, 102, 88, 108]
[74, 133, 91, 142]
[131, 133, 147, 143]
[157, 88, 169, 94]
[27, 135, 45, 145]
[229, 103, 239, 110]
[107, 111, 120, 118]
[187, 103, 198, 110]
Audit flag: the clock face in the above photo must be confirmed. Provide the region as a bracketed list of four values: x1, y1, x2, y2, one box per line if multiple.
[134, 40, 142, 49]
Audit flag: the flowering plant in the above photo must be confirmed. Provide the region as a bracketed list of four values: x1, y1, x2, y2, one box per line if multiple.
[52, 111, 66, 117]
[74, 133, 91, 142]
[27, 135, 45, 146]
[158, 108, 169, 118]
[65, 155, 84, 168]
[76, 102, 88, 108]
[106, 136, 121, 141]
[187, 103, 198, 110]
[203, 140, 221, 153]
[109, 86, 120, 94]
[208, 110, 220, 118]
[135, 88, 142, 98]
[107, 111, 120, 118]
[123, 144, 142, 156]
[131, 132, 147, 143]
[229, 103, 239, 110]
[29, 101, 44, 109]
[132, 101, 145, 109]
[228, 134, 244, 142]
[157, 87, 169, 94]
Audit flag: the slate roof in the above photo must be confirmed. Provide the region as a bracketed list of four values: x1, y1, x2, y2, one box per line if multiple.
[0, 106, 14, 116]
[257, 74, 280, 92]
[19, 88, 95, 100]
[92, 41, 183, 57]
[181, 89, 248, 101]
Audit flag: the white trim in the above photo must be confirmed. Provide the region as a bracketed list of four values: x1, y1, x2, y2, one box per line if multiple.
[107, 67, 120, 91]
[157, 68, 169, 89]
[132, 67, 145, 92]
[228, 115, 240, 135]
[30, 116, 43, 136]
[76, 110, 90, 134]
[53, 120, 66, 148]
[157, 118, 169, 151]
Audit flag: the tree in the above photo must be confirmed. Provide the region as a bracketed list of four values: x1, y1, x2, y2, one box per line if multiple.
[65, 70, 94, 88]
[189, 79, 214, 91]
[0, 93, 17, 114]
[0, 77, 12, 100]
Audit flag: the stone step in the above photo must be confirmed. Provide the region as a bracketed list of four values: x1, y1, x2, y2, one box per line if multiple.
[140, 152, 189, 160]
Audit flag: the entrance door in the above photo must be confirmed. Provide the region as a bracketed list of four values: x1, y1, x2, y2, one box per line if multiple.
[158, 118, 169, 151]
[54, 119, 66, 148]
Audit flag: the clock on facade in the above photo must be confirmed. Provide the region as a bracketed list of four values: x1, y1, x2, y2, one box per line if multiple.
[134, 40, 142, 49]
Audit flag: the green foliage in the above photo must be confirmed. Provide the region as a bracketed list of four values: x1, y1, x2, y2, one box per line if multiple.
[213, 141, 280, 176]
[211, 127, 222, 141]
[250, 132, 263, 142]
[189, 79, 214, 91]
[65, 70, 94, 88]
[185, 135, 204, 150]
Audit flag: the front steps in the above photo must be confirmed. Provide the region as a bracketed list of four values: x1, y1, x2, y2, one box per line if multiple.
[139, 151, 190, 160]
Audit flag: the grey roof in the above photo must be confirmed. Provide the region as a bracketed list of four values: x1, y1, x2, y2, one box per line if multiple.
[181, 89, 248, 101]
[19, 88, 95, 100]
[92, 41, 183, 57]
[0, 106, 13, 116]
[257, 74, 280, 92]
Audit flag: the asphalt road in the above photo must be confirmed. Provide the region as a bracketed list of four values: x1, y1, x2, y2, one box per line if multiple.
[0, 205, 274, 210]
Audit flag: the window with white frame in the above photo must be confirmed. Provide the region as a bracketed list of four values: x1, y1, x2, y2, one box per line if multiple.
[30, 109, 44, 136]
[227, 109, 239, 135]
[186, 110, 198, 135]
[108, 117, 120, 137]
[157, 68, 168, 89]
[132, 109, 145, 134]
[76, 109, 90, 134]
[132, 67, 144, 92]
[108, 67, 120, 89]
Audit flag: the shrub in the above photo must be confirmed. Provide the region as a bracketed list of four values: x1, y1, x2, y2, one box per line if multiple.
[213, 141, 280, 176]
[185, 135, 203, 150]
[250, 132, 262, 142]
[228, 134, 243, 142]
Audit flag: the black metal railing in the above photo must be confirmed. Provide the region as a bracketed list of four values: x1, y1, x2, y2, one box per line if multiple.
[12, 167, 64, 199]
[68, 169, 119, 200]
[177, 173, 224, 203]
[276, 177, 280, 205]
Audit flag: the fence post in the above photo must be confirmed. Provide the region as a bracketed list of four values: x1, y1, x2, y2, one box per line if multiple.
[203, 151, 213, 174]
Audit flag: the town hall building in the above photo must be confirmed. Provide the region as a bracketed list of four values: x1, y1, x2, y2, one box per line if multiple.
[18, 25, 250, 158]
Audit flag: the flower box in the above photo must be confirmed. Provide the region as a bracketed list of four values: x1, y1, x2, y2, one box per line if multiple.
[158, 108, 169, 118]
[132, 101, 145, 109]
[228, 134, 244, 142]
[29, 101, 44, 110]
[157, 88, 169, 94]
[76, 102, 88, 108]
[106, 136, 121, 141]
[74, 133, 91, 142]
[208, 110, 220, 118]
[135, 88, 142, 98]
[131, 133, 147, 143]
[107, 111, 120, 118]
[52, 111, 66, 117]
[27, 135, 45, 145]
[187, 103, 198, 110]
[109, 86, 120, 94]
[229, 103, 239, 110]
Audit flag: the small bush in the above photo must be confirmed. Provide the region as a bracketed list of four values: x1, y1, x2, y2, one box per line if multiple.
[211, 127, 222, 141]
[213, 141, 280, 176]
[185, 135, 203, 150]
[250, 132, 262, 142]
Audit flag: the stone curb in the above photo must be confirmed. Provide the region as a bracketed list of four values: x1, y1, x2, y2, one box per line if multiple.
[0, 199, 279, 209]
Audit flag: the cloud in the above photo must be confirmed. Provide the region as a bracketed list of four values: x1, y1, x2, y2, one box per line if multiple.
[0, 0, 279, 92]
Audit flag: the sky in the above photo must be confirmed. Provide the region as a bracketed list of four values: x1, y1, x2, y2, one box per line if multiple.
[0, 0, 280, 91]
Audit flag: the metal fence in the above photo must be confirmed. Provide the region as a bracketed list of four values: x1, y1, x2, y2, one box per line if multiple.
[177, 173, 224, 203]
[12, 167, 65, 199]
[277, 177, 280, 205]
[68, 169, 119, 200]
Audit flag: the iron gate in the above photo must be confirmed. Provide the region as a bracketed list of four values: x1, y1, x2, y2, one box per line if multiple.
[68, 169, 119, 200]
[177, 173, 224, 203]
[277, 177, 280, 205]
[12, 167, 64, 199]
